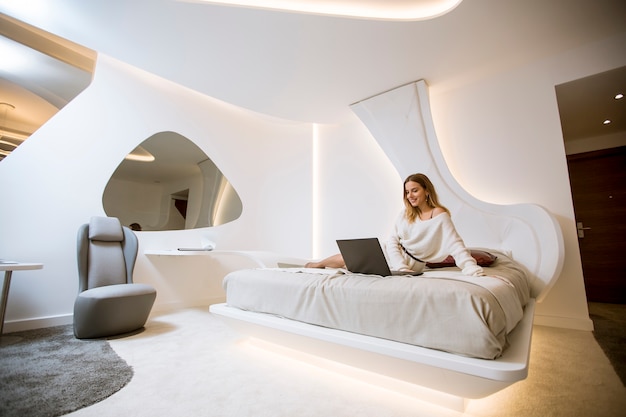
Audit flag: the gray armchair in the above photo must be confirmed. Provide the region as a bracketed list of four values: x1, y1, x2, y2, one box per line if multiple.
[73, 216, 156, 339]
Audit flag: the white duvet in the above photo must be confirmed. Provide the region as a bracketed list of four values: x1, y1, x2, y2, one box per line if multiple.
[222, 251, 530, 359]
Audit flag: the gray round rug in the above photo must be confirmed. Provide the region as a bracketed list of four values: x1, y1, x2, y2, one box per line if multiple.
[0, 324, 133, 417]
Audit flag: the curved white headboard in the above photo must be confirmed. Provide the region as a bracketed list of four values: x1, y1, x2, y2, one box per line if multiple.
[351, 80, 564, 302]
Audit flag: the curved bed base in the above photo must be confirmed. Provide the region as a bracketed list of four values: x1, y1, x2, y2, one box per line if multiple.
[210, 299, 534, 410]
[209, 80, 562, 411]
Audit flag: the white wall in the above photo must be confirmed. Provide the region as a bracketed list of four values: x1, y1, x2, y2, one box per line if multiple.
[314, 119, 401, 258]
[0, 52, 401, 329]
[313, 29, 626, 331]
[2, 28, 625, 332]
[0, 54, 316, 329]
[427, 31, 626, 329]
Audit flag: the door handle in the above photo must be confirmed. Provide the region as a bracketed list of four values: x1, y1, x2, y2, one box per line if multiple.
[577, 221, 591, 238]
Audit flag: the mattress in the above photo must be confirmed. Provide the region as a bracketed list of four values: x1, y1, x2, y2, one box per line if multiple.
[222, 250, 530, 359]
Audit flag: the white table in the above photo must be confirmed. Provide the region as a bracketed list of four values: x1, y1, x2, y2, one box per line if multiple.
[0, 262, 43, 335]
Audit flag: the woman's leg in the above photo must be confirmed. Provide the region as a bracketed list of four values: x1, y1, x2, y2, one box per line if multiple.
[305, 253, 345, 269]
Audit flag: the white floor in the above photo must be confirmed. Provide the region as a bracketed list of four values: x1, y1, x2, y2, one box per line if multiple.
[67, 307, 626, 417]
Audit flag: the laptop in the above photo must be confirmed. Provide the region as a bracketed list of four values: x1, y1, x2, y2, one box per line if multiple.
[336, 238, 423, 276]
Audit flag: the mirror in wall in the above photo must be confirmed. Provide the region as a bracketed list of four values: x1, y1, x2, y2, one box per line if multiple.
[103, 131, 243, 231]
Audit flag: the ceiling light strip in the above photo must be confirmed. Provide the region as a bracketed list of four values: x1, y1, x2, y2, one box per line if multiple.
[312, 123, 320, 259]
[189, 0, 464, 21]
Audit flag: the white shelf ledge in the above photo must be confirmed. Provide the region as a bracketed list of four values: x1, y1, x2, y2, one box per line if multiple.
[143, 250, 307, 269]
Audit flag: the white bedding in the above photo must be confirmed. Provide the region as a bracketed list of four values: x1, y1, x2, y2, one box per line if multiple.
[223, 250, 530, 359]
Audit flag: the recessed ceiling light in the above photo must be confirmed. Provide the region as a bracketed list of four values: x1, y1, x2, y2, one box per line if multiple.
[615, 93, 624, 100]
[603, 119, 612, 125]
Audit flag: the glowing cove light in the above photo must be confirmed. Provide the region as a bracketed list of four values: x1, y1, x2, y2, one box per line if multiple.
[191, 0, 464, 21]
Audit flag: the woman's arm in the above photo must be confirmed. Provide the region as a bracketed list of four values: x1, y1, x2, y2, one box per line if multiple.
[386, 214, 412, 271]
[440, 216, 485, 276]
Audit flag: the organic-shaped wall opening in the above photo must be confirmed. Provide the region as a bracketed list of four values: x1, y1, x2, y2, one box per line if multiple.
[103, 131, 242, 231]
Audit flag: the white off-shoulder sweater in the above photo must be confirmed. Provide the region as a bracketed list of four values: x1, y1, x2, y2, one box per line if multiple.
[386, 211, 484, 276]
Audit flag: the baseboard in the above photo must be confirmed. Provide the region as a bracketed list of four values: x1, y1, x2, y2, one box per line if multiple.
[3, 313, 73, 334]
[5, 302, 592, 334]
[533, 313, 594, 331]
[2, 296, 226, 334]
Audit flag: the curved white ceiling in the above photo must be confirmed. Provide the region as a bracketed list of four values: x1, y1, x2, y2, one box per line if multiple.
[0, 0, 624, 135]
[189, 0, 463, 21]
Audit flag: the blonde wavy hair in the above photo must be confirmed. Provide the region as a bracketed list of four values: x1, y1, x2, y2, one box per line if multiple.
[403, 173, 449, 223]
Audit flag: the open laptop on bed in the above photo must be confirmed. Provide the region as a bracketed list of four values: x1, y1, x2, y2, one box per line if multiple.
[336, 238, 423, 276]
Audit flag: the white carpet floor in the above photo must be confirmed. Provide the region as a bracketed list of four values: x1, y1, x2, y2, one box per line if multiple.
[67, 307, 626, 417]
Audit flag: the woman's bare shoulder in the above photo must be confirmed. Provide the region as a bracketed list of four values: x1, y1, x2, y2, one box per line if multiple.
[432, 207, 448, 217]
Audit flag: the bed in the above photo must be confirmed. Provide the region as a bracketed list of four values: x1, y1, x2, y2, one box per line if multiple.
[209, 80, 564, 410]
[220, 250, 529, 360]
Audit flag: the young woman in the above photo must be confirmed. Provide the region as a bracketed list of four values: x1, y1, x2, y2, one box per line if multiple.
[306, 173, 484, 276]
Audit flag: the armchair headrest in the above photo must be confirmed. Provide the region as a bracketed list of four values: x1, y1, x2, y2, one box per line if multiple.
[88, 216, 124, 242]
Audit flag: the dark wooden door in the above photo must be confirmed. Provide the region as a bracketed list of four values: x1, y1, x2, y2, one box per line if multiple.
[567, 146, 626, 303]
